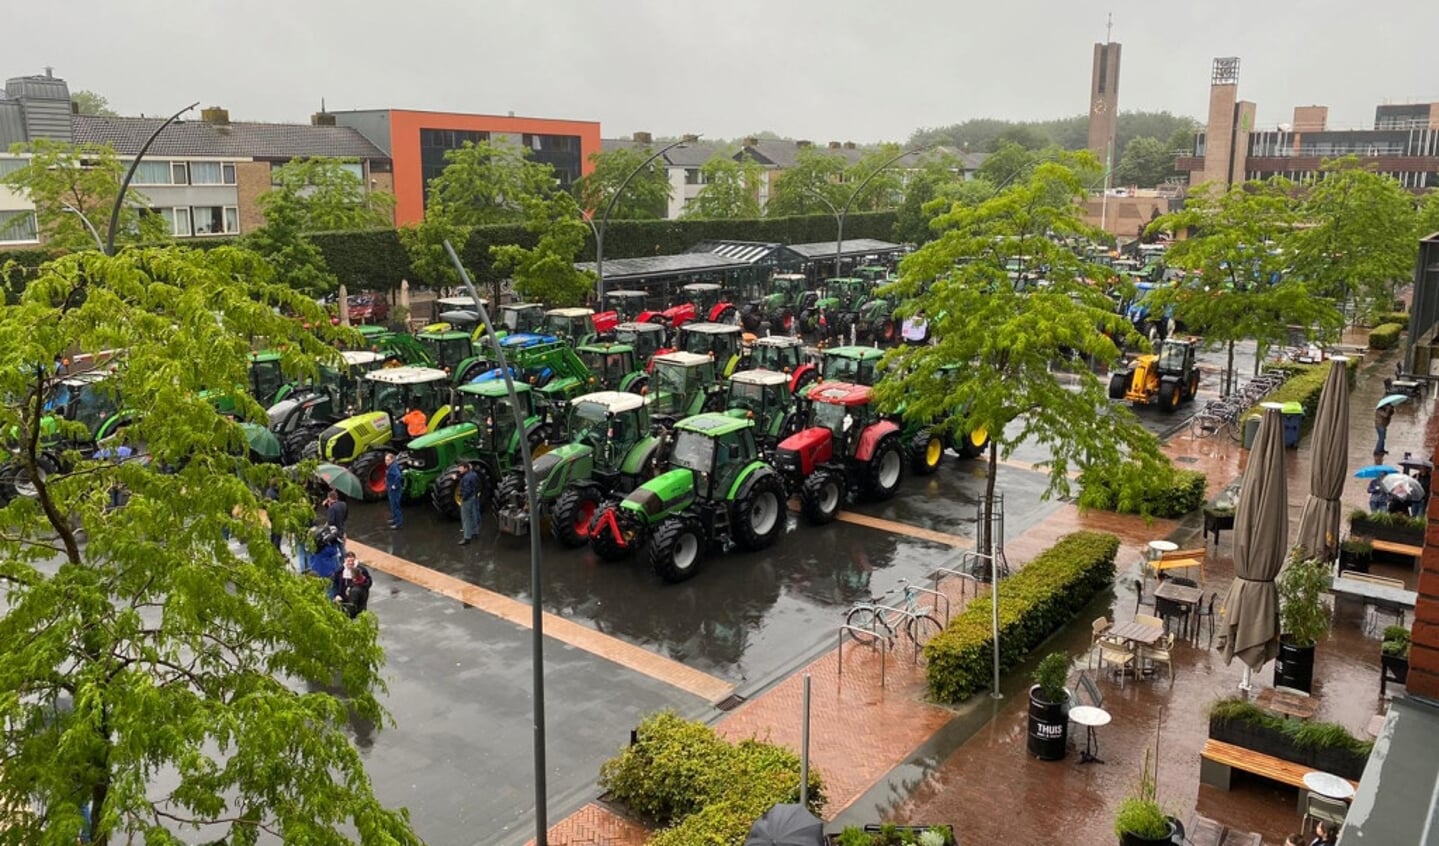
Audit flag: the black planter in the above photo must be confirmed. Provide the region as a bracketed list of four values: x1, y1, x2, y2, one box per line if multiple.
[1274, 638, 1315, 694]
[1349, 515, 1424, 547]
[1339, 547, 1373, 574]
[1208, 716, 1369, 781]
[1119, 819, 1179, 846]
[1027, 686, 1070, 761]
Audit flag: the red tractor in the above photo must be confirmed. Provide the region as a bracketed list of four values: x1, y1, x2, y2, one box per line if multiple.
[635, 283, 740, 332]
[775, 382, 905, 524]
[593, 289, 651, 338]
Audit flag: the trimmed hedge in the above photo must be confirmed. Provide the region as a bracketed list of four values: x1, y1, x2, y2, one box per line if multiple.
[1245, 359, 1359, 424]
[599, 711, 825, 846]
[1375, 311, 1410, 328]
[924, 531, 1119, 702]
[1368, 322, 1404, 350]
[1077, 458, 1207, 518]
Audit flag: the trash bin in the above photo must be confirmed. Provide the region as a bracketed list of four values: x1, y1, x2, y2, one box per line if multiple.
[1242, 414, 1262, 449]
[1280, 401, 1304, 449]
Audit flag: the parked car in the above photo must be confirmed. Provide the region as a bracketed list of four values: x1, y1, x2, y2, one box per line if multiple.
[345, 293, 390, 325]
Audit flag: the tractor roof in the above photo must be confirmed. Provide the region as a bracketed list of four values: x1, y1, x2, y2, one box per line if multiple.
[753, 335, 804, 348]
[249, 350, 282, 363]
[572, 391, 645, 414]
[364, 366, 449, 385]
[809, 382, 873, 406]
[417, 329, 471, 340]
[546, 307, 594, 318]
[730, 369, 789, 387]
[341, 350, 387, 366]
[577, 341, 635, 354]
[500, 333, 560, 348]
[652, 351, 712, 367]
[62, 371, 111, 386]
[436, 296, 488, 308]
[823, 345, 884, 360]
[675, 412, 751, 436]
[458, 379, 532, 397]
[681, 282, 721, 292]
[824, 277, 865, 284]
[616, 321, 664, 334]
[771, 273, 806, 281]
[503, 302, 543, 311]
[682, 322, 741, 336]
[607, 289, 648, 298]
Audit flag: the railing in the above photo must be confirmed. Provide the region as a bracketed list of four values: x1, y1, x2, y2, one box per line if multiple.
[837, 624, 887, 687]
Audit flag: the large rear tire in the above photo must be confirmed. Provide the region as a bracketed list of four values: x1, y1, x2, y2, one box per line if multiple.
[954, 425, 990, 460]
[909, 429, 943, 476]
[713, 304, 740, 326]
[1159, 381, 1181, 413]
[552, 484, 604, 548]
[349, 450, 391, 502]
[1186, 370, 1200, 402]
[431, 465, 464, 520]
[495, 471, 527, 513]
[799, 470, 843, 525]
[647, 515, 705, 583]
[590, 505, 644, 562]
[1108, 371, 1130, 400]
[865, 434, 904, 500]
[733, 472, 786, 551]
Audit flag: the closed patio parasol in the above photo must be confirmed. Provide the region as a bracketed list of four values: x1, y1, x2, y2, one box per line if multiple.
[744, 804, 824, 846]
[1221, 404, 1288, 689]
[1294, 359, 1348, 560]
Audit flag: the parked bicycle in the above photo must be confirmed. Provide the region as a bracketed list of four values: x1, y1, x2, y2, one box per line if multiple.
[1189, 369, 1292, 440]
[844, 579, 944, 650]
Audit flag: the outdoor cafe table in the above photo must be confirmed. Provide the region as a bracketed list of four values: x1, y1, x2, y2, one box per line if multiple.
[1330, 575, 1417, 625]
[1107, 620, 1165, 647]
[1154, 581, 1204, 639]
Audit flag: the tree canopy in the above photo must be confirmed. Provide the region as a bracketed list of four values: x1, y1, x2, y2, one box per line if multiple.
[491, 191, 596, 306]
[910, 110, 1200, 164]
[681, 158, 764, 220]
[0, 246, 419, 845]
[1112, 136, 1181, 189]
[573, 147, 672, 220]
[265, 157, 395, 232]
[70, 90, 118, 117]
[764, 147, 847, 218]
[1, 139, 169, 250]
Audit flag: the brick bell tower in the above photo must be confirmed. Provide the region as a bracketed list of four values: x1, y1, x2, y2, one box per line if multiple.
[1087, 16, 1122, 170]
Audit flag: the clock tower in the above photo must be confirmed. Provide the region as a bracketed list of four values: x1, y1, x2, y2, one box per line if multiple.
[1087, 35, 1122, 168]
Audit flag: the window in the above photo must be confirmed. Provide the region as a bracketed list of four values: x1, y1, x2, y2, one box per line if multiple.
[224, 206, 238, 233]
[171, 162, 189, 185]
[0, 158, 29, 178]
[0, 210, 39, 243]
[132, 161, 172, 185]
[223, 163, 236, 184]
[420, 127, 490, 194]
[158, 207, 191, 237]
[190, 206, 237, 235]
[189, 162, 224, 185]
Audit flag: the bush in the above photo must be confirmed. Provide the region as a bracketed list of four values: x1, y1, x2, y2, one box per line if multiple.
[924, 532, 1119, 702]
[1208, 698, 1373, 756]
[1369, 322, 1404, 350]
[1376, 311, 1410, 328]
[1246, 359, 1358, 423]
[1349, 509, 1426, 532]
[1077, 458, 1206, 518]
[599, 711, 825, 844]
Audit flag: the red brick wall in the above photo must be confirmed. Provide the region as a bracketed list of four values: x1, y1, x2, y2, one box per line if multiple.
[1413, 449, 1439, 699]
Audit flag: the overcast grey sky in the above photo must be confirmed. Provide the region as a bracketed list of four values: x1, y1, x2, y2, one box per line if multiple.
[11, 0, 1438, 142]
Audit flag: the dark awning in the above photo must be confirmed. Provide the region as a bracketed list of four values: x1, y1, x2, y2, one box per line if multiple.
[786, 238, 903, 259]
[575, 252, 753, 283]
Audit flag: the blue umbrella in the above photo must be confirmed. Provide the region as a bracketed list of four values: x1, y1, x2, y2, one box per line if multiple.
[1355, 464, 1401, 479]
[1376, 394, 1410, 409]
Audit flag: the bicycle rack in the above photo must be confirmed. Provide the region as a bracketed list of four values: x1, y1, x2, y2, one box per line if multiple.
[837, 624, 887, 687]
[868, 602, 927, 665]
[905, 583, 951, 626]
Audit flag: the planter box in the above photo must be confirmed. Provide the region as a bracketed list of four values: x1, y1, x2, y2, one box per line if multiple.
[1338, 548, 1372, 574]
[824, 825, 956, 846]
[1381, 653, 1409, 697]
[1203, 508, 1235, 545]
[1349, 514, 1424, 547]
[1208, 717, 1368, 781]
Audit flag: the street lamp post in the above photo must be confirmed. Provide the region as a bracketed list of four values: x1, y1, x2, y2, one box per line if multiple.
[105, 102, 198, 255]
[61, 204, 105, 252]
[827, 146, 931, 279]
[594, 134, 699, 306]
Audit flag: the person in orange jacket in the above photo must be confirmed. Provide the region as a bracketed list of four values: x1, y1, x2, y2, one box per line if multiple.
[401, 407, 428, 437]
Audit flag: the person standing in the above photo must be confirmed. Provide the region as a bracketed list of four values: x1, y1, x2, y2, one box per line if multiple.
[1375, 403, 1395, 456]
[459, 461, 482, 546]
[385, 453, 405, 529]
[324, 489, 349, 555]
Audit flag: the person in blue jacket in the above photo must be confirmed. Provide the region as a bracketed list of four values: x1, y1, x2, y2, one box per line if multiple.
[385, 453, 404, 529]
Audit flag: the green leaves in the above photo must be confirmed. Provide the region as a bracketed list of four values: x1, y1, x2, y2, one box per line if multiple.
[490, 191, 596, 306]
[2, 139, 170, 252]
[574, 147, 672, 220]
[681, 159, 765, 220]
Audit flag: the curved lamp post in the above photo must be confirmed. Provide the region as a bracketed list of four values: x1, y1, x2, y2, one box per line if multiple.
[61, 204, 105, 252]
[105, 101, 198, 255]
[594, 133, 699, 305]
[825, 146, 931, 277]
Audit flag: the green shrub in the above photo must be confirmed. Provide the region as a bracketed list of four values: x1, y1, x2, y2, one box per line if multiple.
[1369, 322, 1404, 350]
[1350, 509, 1426, 532]
[1382, 626, 1411, 658]
[1077, 458, 1206, 518]
[1032, 652, 1069, 703]
[1376, 311, 1410, 328]
[1208, 698, 1373, 755]
[1114, 796, 1169, 839]
[1246, 359, 1358, 424]
[599, 711, 825, 844]
[924, 532, 1119, 702]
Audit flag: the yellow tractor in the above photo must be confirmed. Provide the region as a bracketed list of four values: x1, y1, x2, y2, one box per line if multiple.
[1108, 338, 1200, 413]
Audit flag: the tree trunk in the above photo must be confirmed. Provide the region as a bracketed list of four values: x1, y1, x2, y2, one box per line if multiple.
[1225, 340, 1236, 397]
[983, 442, 1000, 579]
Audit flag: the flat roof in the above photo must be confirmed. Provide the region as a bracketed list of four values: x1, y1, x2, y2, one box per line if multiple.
[682, 322, 742, 334]
[787, 238, 903, 259]
[340, 350, 387, 366]
[365, 366, 448, 384]
[575, 252, 752, 282]
[546, 307, 594, 317]
[572, 391, 645, 413]
[653, 351, 712, 366]
[730, 369, 789, 386]
[1339, 695, 1439, 844]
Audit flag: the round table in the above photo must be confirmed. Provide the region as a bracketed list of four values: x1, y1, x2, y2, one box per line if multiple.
[1303, 770, 1356, 801]
[1148, 540, 1179, 557]
[1069, 705, 1112, 764]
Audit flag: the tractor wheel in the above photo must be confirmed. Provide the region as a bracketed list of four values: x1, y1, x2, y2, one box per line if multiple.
[282, 430, 317, 465]
[733, 472, 786, 552]
[1185, 370, 1200, 402]
[910, 429, 944, 476]
[791, 368, 818, 397]
[865, 434, 904, 500]
[297, 438, 320, 464]
[495, 471, 527, 514]
[0, 461, 18, 502]
[553, 484, 605, 548]
[349, 450, 391, 502]
[8, 453, 59, 500]
[529, 424, 553, 459]
[590, 505, 644, 562]
[799, 470, 843, 525]
[1159, 381, 1181, 413]
[1108, 371, 1130, 400]
[431, 465, 464, 521]
[647, 515, 706, 584]
[625, 374, 648, 396]
[456, 360, 490, 384]
[714, 304, 740, 326]
[798, 308, 818, 336]
[954, 425, 990, 460]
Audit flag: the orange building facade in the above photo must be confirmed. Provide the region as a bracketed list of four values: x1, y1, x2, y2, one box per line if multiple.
[332, 109, 602, 226]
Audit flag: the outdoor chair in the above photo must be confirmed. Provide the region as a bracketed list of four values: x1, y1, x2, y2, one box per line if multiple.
[1087, 616, 1112, 669]
[1302, 791, 1348, 833]
[1098, 639, 1136, 689]
[1077, 670, 1104, 708]
[1154, 596, 1190, 639]
[1134, 613, 1165, 630]
[1140, 633, 1176, 682]
[1195, 592, 1219, 646]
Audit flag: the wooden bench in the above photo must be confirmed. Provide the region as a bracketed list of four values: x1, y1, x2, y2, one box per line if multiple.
[1368, 538, 1423, 562]
[1199, 739, 1359, 793]
[1340, 571, 1407, 589]
[1153, 547, 1206, 580]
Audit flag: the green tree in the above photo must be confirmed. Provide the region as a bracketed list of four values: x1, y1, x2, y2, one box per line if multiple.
[573, 147, 672, 220]
[765, 147, 847, 218]
[0, 246, 420, 845]
[243, 189, 337, 296]
[975, 141, 1038, 192]
[1112, 136, 1179, 188]
[842, 144, 906, 212]
[2, 139, 169, 250]
[491, 191, 596, 305]
[70, 89, 118, 117]
[266, 157, 395, 231]
[1290, 157, 1417, 312]
[682, 158, 763, 220]
[1419, 190, 1439, 241]
[892, 152, 993, 245]
[1147, 179, 1343, 394]
[875, 159, 1162, 562]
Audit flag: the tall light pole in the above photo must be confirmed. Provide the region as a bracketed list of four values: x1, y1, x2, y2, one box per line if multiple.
[594, 134, 699, 305]
[828, 146, 931, 279]
[105, 101, 198, 255]
[61, 204, 105, 252]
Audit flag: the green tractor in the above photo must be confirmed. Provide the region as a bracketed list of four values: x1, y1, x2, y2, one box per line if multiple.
[646, 352, 726, 422]
[589, 413, 788, 582]
[543, 307, 599, 346]
[724, 370, 802, 452]
[615, 322, 673, 368]
[496, 303, 546, 338]
[264, 349, 391, 464]
[799, 278, 871, 341]
[399, 379, 550, 519]
[470, 334, 597, 433]
[741, 273, 816, 335]
[414, 326, 495, 384]
[494, 390, 668, 545]
[575, 341, 648, 394]
[807, 345, 885, 392]
[312, 365, 453, 499]
[675, 322, 748, 379]
[0, 371, 132, 500]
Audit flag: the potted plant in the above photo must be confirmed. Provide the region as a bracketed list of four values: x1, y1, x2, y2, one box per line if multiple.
[1114, 750, 1178, 845]
[1338, 537, 1373, 574]
[830, 824, 955, 846]
[1027, 651, 1071, 761]
[1275, 552, 1332, 694]
[1349, 509, 1425, 546]
[1382, 625, 1410, 686]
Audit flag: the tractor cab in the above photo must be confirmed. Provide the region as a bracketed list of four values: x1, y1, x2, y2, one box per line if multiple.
[500, 303, 545, 335]
[1108, 337, 1200, 412]
[776, 381, 904, 519]
[808, 382, 880, 445]
[43, 372, 122, 444]
[821, 277, 870, 310]
[680, 283, 724, 314]
[676, 322, 745, 378]
[725, 370, 797, 447]
[453, 380, 536, 453]
[648, 351, 721, 419]
[568, 390, 648, 458]
[247, 351, 288, 406]
[668, 413, 761, 500]
[427, 296, 489, 333]
[767, 274, 807, 304]
[314, 366, 452, 468]
[543, 308, 596, 345]
[576, 342, 641, 393]
[750, 335, 808, 373]
[817, 346, 885, 387]
[416, 329, 478, 374]
[306, 349, 391, 414]
[364, 367, 451, 428]
[615, 321, 671, 363]
[854, 265, 892, 284]
[602, 290, 650, 323]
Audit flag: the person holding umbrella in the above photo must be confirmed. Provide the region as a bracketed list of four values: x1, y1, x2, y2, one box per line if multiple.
[1375, 403, 1395, 456]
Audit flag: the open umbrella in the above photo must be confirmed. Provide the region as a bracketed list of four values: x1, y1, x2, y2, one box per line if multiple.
[315, 462, 363, 500]
[1376, 394, 1410, 409]
[1295, 359, 1348, 560]
[1381, 473, 1426, 502]
[241, 422, 282, 462]
[1221, 404, 1287, 690]
[1354, 464, 1401, 479]
[744, 804, 824, 846]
